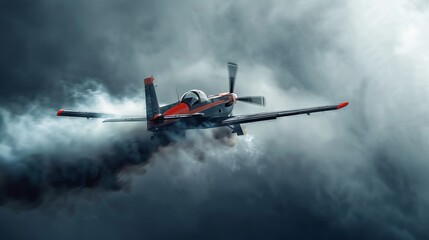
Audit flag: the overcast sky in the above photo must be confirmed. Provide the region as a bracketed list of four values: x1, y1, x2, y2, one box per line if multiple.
[1, 0, 429, 239]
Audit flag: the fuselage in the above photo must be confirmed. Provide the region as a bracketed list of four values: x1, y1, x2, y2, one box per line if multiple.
[148, 91, 237, 132]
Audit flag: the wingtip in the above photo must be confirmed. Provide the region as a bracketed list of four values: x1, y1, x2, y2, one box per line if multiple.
[336, 101, 349, 109]
[56, 109, 64, 116]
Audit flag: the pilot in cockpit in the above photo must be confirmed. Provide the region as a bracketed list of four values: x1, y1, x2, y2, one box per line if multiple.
[180, 90, 208, 106]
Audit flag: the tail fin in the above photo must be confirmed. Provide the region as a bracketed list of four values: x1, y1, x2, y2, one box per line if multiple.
[144, 76, 160, 120]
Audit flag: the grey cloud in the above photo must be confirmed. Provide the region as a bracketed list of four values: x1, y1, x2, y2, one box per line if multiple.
[1, 0, 429, 240]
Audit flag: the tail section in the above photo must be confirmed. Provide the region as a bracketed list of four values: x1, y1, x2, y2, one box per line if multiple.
[144, 76, 160, 123]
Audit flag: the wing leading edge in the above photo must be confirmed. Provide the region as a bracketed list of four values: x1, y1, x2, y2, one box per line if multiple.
[102, 113, 204, 123]
[222, 101, 349, 125]
[56, 109, 147, 122]
[56, 109, 116, 118]
[56, 109, 203, 123]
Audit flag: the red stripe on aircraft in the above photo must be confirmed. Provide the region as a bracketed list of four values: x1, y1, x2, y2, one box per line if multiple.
[163, 102, 189, 115]
[156, 99, 229, 127]
[163, 99, 228, 116]
[164, 100, 226, 116]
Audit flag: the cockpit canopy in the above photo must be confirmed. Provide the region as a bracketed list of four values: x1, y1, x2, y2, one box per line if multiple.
[181, 89, 208, 106]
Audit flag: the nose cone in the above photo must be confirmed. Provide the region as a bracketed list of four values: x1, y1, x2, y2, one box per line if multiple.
[231, 93, 238, 102]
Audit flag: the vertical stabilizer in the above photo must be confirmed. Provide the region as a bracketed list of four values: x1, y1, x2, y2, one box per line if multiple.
[144, 76, 160, 122]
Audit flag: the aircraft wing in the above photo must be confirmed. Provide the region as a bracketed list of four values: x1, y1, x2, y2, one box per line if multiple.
[57, 109, 147, 122]
[57, 109, 117, 118]
[57, 109, 203, 122]
[103, 113, 204, 122]
[221, 102, 348, 125]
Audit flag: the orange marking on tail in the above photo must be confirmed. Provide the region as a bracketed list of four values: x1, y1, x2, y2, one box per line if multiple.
[144, 76, 154, 85]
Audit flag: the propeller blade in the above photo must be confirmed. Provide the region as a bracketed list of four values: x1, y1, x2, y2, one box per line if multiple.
[228, 62, 237, 93]
[237, 96, 266, 106]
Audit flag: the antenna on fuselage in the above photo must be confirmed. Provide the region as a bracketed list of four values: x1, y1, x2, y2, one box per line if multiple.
[175, 87, 180, 102]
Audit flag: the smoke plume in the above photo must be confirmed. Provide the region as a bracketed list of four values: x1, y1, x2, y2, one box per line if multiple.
[0, 83, 175, 209]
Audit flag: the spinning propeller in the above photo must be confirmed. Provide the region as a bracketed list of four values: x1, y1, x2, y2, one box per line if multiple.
[227, 62, 265, 106]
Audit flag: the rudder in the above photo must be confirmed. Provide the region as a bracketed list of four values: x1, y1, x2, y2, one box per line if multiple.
[144, 76, 160, 120]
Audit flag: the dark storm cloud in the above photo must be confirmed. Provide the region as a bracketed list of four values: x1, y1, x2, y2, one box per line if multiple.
[0, 87, 159, 209]
[1, 0, 429, 240]
[0, 1, 162, 108]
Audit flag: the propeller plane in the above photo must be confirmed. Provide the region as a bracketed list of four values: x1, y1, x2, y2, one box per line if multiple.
[57, 62, 348, 138]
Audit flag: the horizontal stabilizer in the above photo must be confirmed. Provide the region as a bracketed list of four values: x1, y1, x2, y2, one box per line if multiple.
[103, 117, 147, 123]
[163, 113, 204, 120]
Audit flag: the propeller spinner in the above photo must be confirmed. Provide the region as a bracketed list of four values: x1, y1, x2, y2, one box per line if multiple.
[227, 62, 265, 106]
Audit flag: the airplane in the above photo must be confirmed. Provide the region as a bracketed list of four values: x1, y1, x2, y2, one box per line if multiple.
[57, 62, 349, 138]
